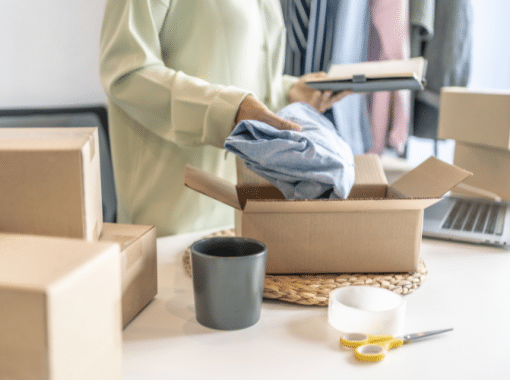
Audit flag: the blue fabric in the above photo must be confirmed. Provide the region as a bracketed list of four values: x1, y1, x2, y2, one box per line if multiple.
[224, 102, 355, 200]
[281, 0, 372, 155]
[328, 0, 372, 156]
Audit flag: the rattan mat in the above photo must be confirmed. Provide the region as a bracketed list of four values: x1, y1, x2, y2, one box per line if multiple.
[182, 229, 427, 306]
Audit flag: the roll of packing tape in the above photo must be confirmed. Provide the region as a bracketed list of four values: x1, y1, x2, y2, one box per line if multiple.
[328, 286, 406, 335]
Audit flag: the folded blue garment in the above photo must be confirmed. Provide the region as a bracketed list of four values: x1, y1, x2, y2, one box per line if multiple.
[224, 102, 355, 199]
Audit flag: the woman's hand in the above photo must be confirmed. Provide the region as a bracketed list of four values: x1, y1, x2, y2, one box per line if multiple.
[288, 72, 353, 113]
[235, 94, 302, 131]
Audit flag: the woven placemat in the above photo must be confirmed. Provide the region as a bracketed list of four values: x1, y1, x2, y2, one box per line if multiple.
[182, 229, 427, 306]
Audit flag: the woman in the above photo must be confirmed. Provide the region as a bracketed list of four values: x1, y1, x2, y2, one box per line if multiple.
[100, 0, 348, 236]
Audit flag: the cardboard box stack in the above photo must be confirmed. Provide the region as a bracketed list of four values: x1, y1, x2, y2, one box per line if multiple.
[438, 87, 510, 201]
[185, 155, 470, 274]
[0, 127, 158, 378]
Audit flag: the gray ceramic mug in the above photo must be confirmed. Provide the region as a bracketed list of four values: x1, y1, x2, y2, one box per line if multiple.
[190, 236, 267, 330]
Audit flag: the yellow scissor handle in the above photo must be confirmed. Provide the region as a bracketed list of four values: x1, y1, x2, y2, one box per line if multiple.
[340, 333, 395, 348]
[340, 333, 404, 362]
[354, 338, 404, 362]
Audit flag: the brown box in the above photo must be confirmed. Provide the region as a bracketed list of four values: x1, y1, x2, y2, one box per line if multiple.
[99, 222, 158, 328]
[0, 127, 103, 241]
[438, 87, 510, 150]
[185, 155, 471, 274]
[452, 141, 510, 201]
[0, 233, 122, 380]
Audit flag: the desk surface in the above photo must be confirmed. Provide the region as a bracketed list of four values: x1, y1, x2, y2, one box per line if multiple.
[122, 229, 510, 379]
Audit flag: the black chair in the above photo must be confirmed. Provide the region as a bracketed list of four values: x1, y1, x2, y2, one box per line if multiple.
[0, 105, 117, 223]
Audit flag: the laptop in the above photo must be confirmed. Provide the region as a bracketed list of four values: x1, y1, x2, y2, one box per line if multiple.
[423, 195, 510, 246]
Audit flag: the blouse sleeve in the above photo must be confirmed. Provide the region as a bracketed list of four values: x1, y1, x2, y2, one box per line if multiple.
[99, 0, 250, 149]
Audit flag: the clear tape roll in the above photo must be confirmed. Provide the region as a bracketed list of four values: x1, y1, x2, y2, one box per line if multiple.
[328, 286, 406, 335]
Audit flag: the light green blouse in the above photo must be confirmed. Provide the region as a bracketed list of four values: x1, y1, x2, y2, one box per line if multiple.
[100, 0, 297, 236]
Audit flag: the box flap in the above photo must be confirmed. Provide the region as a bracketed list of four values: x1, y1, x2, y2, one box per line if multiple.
[353, 154, 388, 185]
[388, 156, 472, 199]
[184, 165, 241, 210]
[348, 155, 388, 199]
[236, 156, 274, 187]
[243, 197, 440, 213]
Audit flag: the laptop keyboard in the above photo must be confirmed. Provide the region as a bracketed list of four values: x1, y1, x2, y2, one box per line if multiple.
[441, 199, 506, 236]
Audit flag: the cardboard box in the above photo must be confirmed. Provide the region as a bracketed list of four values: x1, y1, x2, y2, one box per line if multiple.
[0, 127, 103, 241]
[452, 141, 510, 201]
[438, 87, 510, 150]
[0, 233, 122, 380]
[99, 223, 158, 328]
[185, 155, 471, 274]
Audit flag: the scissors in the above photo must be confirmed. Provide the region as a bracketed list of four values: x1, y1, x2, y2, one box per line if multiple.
[340, 328, 453, 362]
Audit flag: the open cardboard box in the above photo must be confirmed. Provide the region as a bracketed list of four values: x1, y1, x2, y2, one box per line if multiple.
[185, 155, 471, 274]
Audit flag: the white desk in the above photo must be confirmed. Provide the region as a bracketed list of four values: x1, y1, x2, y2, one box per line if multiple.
[122, 229, 510, 379]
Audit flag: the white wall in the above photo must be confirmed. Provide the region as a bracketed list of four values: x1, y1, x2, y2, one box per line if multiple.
[469, 0, 510, 90]
[0, 0, 107, 108]
[0, 0, 508, 109]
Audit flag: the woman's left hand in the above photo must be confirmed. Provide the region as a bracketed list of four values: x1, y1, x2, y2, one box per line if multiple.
[288, 72, 352, 113]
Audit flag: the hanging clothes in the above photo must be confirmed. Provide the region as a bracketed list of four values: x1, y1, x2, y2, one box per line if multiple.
[281, 0, 372, 155]
[409, 0, 435, 58]
[282, 0, 333, 76]
[329, 0, 372, 155]
[411, 0, 473, 139]
[367, 0, 411, 155]
[283, 0, 311, 75]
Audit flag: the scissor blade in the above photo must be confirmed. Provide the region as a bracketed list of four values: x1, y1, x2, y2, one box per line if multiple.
[403, 328, 453, 343]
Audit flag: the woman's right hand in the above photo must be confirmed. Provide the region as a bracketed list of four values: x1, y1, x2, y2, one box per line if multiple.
[234, 95, 302, 131]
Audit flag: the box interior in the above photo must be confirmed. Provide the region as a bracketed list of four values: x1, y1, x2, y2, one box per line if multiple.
[186, 155, 472, 212]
